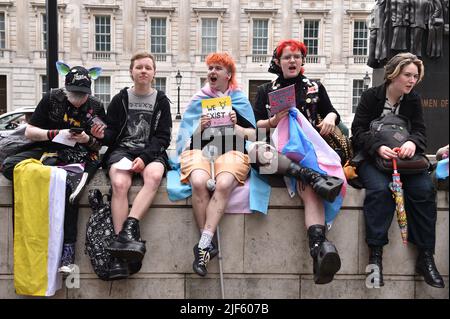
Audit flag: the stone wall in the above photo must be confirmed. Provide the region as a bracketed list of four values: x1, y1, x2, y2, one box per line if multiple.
[0, 173, 448, 299]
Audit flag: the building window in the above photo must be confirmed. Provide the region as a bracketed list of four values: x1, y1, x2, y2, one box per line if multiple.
[353, 20, 368, 56]
[150, 17, 167, 61]
[201, 18, 218, 60]
[154, 77, 166, 93]
[42, 13, 47, 50]
[95, 16, 111, 52]
[94, 76, 111, 108]
[41, 75, 47, 97]
[0, 12, 5, 49]
[252, 19, 269, 58]
[352, 79, 364, 113]
[304, 20, 319, 56]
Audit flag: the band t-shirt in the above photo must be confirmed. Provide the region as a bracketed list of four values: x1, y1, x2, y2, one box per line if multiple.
[119, 88, 157, 151]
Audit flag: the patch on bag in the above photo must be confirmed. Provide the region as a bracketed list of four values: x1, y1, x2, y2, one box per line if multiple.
[393, 132, 406, 142]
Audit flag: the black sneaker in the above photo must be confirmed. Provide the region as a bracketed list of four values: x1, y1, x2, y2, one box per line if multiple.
[209, 241, 219, 260]
[193, 244, 211, 277]
[58, 243, 76, 275]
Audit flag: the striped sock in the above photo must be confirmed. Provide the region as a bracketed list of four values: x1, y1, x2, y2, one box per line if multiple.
[198, 230, 214, 249]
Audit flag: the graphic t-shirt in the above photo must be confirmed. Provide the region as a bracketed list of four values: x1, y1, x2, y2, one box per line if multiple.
[119, 88, 157, 150]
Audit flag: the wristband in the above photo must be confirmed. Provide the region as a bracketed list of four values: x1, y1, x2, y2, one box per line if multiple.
[47, 129, 60, 140]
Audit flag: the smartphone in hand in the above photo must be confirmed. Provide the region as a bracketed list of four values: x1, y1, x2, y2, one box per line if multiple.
[69, 127, 84, 134]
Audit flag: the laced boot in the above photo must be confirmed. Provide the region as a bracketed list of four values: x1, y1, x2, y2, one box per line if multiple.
[193, 244, 211, 277]
[367, 246, 384, 287]
[107, 217, 146, 262]
[416, 250, 445, 288]
[286, 163, 343, 202]
[58, 243, 76, 275]
[308, 225, 341, 284]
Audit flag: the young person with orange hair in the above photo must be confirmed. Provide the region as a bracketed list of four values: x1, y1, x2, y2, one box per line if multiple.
[169, 52, 259, 277]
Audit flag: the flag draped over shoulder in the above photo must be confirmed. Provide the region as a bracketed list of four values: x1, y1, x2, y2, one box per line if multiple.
[13, 159, 66, 296]
[273, 109, 347, 225]
[167, 84, 271, 214]
[436, 158, 449, 180]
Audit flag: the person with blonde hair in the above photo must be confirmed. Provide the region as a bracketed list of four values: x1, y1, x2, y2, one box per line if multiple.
[352, 52, 444, 288]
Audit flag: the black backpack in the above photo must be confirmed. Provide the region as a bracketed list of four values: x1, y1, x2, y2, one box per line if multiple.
[85, 188, 114, 280]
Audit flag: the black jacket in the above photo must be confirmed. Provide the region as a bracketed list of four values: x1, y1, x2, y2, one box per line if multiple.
[102, 88, 172, 166]
[351, 83, 427, 157]
[253, 74, 340, 141]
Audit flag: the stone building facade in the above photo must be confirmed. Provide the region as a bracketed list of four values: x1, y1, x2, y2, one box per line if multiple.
[0, 0, 373, 127]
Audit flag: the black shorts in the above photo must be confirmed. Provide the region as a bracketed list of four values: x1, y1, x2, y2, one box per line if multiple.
[107, 147, 168, 175]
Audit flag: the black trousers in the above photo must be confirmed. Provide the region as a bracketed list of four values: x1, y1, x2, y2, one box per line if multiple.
[3, 148, 79, 244]
[358, 160, 437, 252]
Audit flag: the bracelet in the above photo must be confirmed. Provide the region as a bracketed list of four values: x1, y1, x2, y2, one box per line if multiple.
[47, 129, 60, 140]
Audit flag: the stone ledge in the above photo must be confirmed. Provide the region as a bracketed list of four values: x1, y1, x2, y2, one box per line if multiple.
[0, 172, 448, 299]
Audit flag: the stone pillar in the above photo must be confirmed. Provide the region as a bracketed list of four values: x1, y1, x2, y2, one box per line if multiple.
[330, 0, 343, 63]
[178, 0, 191, 63]
[68, 0, 82, 61]
[122, 1, 136, 57]
[15, 0, 29, 58]
[229, 0, 240, 61]
[281, 0, 293, 39]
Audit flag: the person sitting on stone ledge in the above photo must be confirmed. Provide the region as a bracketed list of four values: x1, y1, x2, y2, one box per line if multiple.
[1, 62, 106, 276]
[167, 52, 268, 277]
[97, 52, 172, 280]
[252, 39, 347, 285]
[351, 52, 445, 289]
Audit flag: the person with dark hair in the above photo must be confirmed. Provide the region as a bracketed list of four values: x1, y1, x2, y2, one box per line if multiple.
[96, 52, 172, 279]
[2, 61, 106, 275]
[252, 39, 346, 285]
[352, 52, 445, 288]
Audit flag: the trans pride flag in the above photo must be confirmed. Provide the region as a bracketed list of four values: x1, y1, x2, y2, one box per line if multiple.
[272, 108, 347, 225]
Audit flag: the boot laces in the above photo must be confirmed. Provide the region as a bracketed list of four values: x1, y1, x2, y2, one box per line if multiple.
[198, 247, 211, 266]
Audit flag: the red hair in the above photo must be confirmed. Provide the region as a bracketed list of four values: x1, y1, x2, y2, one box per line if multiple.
[275, 39, 307, 59]
[205, 52, 238, 90]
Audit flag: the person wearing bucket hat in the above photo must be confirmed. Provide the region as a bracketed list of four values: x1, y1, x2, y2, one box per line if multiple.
[2, 61, 107, 277]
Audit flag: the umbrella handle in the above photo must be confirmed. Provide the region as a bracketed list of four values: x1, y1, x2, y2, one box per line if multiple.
[392, 147, 401, 171]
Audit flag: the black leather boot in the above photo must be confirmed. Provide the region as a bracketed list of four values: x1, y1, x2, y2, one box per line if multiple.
[108, 257, 129, 280]
[287, 163, 343, 202]
[107, 217, 146, 262]
[416, 250, 445, 288]
[308, 225, 341, 284]
[367, 246, 384, 287]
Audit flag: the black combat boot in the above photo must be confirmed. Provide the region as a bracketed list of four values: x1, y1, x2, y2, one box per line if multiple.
[107, 217, 146, 262]
[416, 250, 445, 288]
[308, 224, 341, 284]
[286, 163, 343, 202]
[108, 257, 129, 280]
[367, 246, 384, 287]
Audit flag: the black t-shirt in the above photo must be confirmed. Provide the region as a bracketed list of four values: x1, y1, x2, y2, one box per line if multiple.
[189, 107, 254, 155]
